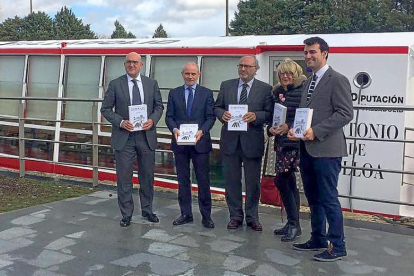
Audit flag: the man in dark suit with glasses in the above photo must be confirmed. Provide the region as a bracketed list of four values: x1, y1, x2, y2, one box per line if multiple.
[214, 56, 273, 231]
[101, 52, 164, 227]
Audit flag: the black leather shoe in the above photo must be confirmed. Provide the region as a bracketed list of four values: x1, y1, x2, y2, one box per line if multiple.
[173, 215, 194, 226]
[227, 219, 243, 229]
[281, 224, 302, 242]
[120, 217, 131, 227]
[274, 223, 289, 235]
[293, 239, 328, 251]
[143, 213, 159, 223]
[247, 221, 263, 231]
[202, 218, 215, 228]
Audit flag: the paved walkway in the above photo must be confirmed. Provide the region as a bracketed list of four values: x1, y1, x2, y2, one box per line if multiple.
[0, 189, 413, 276]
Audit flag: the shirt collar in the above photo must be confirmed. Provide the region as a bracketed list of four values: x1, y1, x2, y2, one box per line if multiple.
[184, 84, 197, 91]
[314, 64, 329, 79]
[238, 78, 254, 88]
[127, 74, 142, 82]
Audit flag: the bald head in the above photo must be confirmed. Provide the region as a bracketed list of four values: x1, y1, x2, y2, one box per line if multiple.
[124, 52, 143, 78]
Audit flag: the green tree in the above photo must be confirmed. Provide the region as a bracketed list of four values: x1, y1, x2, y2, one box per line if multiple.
[111, 20, 136, 38]
[0, 16, 24, 41]
[0, 12, 54, 41]
[152, 24, 168, 38]
[20, 12, 55, 40]
[229, 0, 414, 35]
[53, 6, 96, 39]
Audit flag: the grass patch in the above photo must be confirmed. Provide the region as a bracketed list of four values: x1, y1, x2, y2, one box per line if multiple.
[0, 175, 97, 213]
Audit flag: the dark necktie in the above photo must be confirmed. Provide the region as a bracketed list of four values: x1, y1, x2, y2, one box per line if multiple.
[186, 87, 194, 117]
[306, 74, 318, 102]
[239, 83, 248, 104]
[131, 79, 142, 105]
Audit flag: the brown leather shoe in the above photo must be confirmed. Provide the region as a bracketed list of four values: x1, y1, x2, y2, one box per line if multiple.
[247, 221, 262, 231]
[227, 219, 242, 229]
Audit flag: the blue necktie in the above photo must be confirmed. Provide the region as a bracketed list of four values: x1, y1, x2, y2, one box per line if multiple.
[131, 79, 142, 105]
[186, 87, 193, 117]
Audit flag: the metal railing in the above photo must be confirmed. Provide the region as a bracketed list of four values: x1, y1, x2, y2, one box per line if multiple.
[1, 96, 414, 209]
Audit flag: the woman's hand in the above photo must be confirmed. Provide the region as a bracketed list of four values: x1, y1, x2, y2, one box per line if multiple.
[269, 126, 278, 136]
[275, 124, 289, 135]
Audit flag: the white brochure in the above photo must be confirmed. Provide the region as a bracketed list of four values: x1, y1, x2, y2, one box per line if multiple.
[228, 104, 248, 131]
[177, 124, 198, 145]
[128, 104, 147, 131]
[292, 108, 313, 138]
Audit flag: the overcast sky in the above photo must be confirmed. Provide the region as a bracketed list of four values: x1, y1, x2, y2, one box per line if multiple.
[0, 0, 240, 38]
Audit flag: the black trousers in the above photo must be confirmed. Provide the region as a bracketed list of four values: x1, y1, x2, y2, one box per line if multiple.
[174, 146, 212, 219]
[274, 171, 300, 225]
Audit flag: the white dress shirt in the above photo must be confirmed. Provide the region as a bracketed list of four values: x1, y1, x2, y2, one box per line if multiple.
[127, 74, 144, 104]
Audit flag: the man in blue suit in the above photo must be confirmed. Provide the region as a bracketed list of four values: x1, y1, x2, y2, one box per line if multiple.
[165, 62, 216, 228]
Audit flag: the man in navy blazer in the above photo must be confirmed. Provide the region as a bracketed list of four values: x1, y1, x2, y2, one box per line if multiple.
[165, 62, 216, 228]
[288, 37, 353, 261]
[101, 52, 164, 227]
[214, 56, 273, 231]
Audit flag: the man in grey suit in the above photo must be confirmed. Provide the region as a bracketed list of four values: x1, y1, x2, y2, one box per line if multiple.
[214, 56, 272, 231]
[288, 37, 353, 261]
[101, 52, 164, 227]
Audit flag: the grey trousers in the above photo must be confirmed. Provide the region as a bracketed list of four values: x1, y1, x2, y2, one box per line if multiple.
[114, 131, 155, 218]
[222, 143, 262, 223]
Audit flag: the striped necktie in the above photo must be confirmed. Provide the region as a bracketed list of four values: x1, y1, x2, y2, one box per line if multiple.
[239, 83, 248, 104]
[306, 74, 318, 102]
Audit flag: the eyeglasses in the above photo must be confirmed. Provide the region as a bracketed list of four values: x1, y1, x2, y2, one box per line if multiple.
[237, 64, 256, 69]
[125, 60, 142, 65]
[279, 72, 293, 77]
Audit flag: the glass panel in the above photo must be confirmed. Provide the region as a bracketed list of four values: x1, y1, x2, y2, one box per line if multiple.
[200, 56, 241, 138]
[63, 57, 101, 123]
[26, 56, 60, 120]
[98, 136, 114, 168]
[150, 56, 197, 130]
[0, 125, 19, 156]
[209, 149, 224, 188]
[0, 56, 25, 116]
[155, 142, 176, 179]
[200, 56, 240, 91]
[59, 132, 93, 165]
[104, 56, 146, 89]
[24, 128, 54, 161]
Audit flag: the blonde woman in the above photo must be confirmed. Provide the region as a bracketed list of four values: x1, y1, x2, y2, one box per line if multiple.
[268, 58, 306, 242]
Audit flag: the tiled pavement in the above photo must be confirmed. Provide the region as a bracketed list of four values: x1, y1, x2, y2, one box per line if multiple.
[0, 189, 413, 276]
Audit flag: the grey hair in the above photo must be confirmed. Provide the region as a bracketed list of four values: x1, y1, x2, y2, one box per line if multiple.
[239, 55, 260, 69]
[182, 62, 199, 72]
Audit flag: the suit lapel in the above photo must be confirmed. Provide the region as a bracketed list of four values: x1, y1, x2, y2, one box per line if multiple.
[248, 79, 258, 104]
[141, 75, 150, 105]
[179, 86, 186, 114]
[230, 79, 239, 104]
[189, 85, 201, 118]
[301, 78, 311, 107]
[307, 67, 332, 106]
[120, 75, 130, 106]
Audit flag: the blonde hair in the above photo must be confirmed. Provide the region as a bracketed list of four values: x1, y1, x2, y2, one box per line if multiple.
[276, 58, 303, 84]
